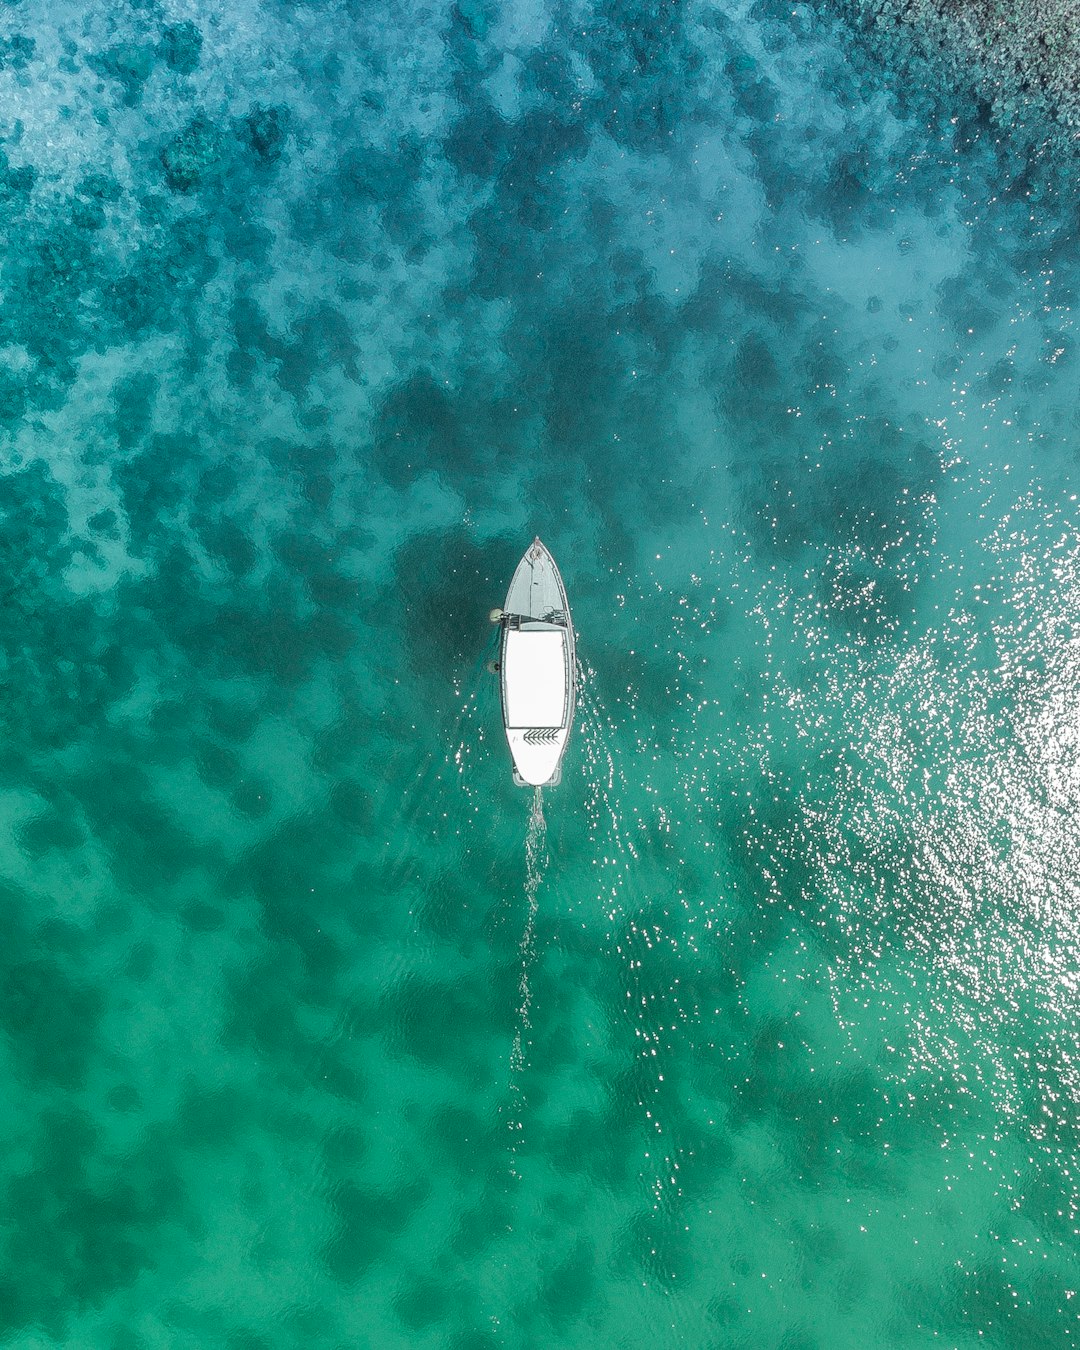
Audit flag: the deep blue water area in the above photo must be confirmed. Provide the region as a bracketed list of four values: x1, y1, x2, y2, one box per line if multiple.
[2, 0, 1079, 1344]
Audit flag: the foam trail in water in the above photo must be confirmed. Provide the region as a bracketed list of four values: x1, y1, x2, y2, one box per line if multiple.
[507, 785, 547, 1173]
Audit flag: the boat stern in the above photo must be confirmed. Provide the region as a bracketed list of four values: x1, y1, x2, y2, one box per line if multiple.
[506, 726, 570, 787]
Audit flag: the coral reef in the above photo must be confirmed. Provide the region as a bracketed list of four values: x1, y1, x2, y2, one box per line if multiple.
[829, 0, 1080, 154]
[2, 0, 1080, 1344]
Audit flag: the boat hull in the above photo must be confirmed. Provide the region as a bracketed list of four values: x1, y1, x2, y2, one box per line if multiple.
[499, 538, 576, 787]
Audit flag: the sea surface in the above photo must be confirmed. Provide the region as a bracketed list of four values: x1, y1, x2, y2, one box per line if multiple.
[1, 0, 1079, 1345]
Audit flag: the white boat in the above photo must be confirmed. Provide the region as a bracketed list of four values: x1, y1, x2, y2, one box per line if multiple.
[494, 537, 576, 787]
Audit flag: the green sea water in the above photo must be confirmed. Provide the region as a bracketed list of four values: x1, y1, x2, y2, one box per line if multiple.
[1, 0, 1079, 1345]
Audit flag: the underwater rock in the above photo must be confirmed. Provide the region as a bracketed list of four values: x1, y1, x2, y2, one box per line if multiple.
[160, 115, 226, 192]
[0, 368, 27, 424]
[71, 171, 121, 231]
[105, 271, 165, 335]
[453, 0, 491, 40]
[0, 33, 35, 70]
[159, 21, 202, 75]
[89, 42, 155, 107]
[0, 150, 35, 204]
[71, 197, 106, 232]
[829, 0, 1080, 157]
[239, 104, 289, 163]
[76, 171, 121, 203]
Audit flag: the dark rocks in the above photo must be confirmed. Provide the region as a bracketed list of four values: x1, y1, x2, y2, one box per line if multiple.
[240, 104, 289, 163]
[161, 115, 226, 192]
[0, 148, 35, 204]
[88, 42, 155, 106]
[0, 33, 35, 70]
[829, 0, 1080, 159]
[159, 20, 202, 74]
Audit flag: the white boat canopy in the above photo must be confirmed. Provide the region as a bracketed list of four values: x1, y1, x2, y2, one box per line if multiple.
[503, 629, 569, 728]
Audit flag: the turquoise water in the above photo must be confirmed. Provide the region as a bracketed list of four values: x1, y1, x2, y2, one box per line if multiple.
[2, 0, 1079, 1344]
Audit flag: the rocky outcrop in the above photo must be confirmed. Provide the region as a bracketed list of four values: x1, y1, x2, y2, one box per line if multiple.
[831, 0, 1080, 154]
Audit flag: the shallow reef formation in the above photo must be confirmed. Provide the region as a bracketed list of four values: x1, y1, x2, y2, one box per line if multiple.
[1, 0, 1080, 1345]
[829, 0, 1080, 155]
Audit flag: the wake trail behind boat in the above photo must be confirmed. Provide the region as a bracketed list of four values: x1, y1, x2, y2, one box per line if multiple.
[507, 785, 547, 1174]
